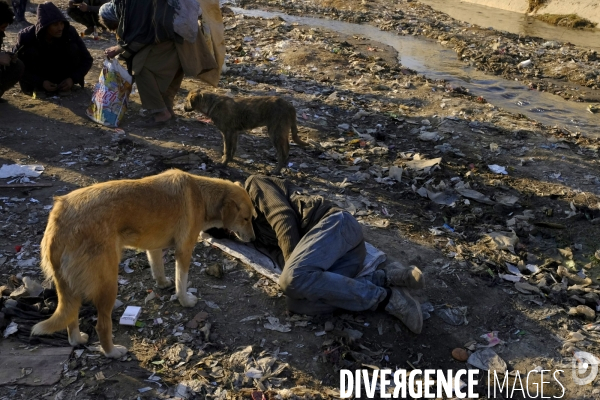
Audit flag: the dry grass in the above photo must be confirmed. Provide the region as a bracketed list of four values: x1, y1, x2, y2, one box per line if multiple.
[535, 13, 597, 29]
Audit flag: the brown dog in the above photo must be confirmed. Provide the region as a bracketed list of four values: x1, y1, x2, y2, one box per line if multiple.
[31, 170, 256, 358]
[184, 90, 309, 173]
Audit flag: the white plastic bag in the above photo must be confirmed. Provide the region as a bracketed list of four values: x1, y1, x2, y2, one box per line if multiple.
[86, 59, 133, 128]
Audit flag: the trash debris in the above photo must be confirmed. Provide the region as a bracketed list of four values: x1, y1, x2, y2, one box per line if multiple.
[435, 306, 468, 326]
[0, 164, 45, 179]
[487, 164, 507, 175]
[119, 306, 142, 326]
[467, 349, 507, 373]
[478, 331, 504, 348]
[264, 317, 291, 333]
[3, 321, 18, 338]
[483, 231, 518, 253]
[456, 188, 495, 205]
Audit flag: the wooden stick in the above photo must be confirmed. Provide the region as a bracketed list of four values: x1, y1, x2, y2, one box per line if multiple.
[0, 183, 53, 188]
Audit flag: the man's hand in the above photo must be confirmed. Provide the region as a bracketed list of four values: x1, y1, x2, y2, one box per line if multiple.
[77, 2, 89, 12]
[104, 46, 124, 59]
[0, 53, 11, 66]
[43, 81, 58, 92]
[58, 78, 74, 91]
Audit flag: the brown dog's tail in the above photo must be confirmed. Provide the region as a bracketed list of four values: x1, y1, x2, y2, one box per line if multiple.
[291, 119, 309, 148]
[31, 224, 80, 336]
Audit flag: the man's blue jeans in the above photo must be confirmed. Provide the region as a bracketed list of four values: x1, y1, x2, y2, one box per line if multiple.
[279, 211, 387, 315]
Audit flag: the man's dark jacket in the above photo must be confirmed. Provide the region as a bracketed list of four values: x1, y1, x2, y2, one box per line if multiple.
[15, 2, 93, 88]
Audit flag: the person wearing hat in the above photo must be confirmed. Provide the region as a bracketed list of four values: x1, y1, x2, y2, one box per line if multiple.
[15, 1, 93, 96]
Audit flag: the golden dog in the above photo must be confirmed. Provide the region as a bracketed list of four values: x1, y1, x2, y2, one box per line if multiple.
[31, 170, 256, 358]
[184, 90, 309, 174]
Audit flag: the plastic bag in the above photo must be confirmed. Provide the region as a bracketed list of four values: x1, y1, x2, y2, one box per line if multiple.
[86, 58, 133, 128]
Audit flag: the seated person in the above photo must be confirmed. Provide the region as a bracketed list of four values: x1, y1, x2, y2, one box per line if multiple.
[67, 0, 108, 36]
[245, 175, 425, 334]
[0, 1, 25, 102]
[15, 1, 93, 96]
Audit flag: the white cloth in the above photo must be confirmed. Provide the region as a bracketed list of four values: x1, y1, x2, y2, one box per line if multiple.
[167, 0, 200, 43]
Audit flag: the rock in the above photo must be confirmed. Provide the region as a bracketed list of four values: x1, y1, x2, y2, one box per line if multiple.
[452, 348, 469, 362]
[568, 305, 596, 321]
[206, 263, 224, 278]
[324, 321, 334, 332]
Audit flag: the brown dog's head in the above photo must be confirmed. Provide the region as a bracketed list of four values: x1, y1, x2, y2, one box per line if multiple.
[184, 89, 208, 114]
[221, 183, 257, 242]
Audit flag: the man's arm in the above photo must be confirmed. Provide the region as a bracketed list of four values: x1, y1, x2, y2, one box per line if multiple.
[245, 176, 302, 261]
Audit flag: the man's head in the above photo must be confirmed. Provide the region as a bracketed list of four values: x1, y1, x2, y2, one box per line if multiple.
[46, 20, 64, 38]
[0, 1, 15, 32]
[99, 2, 118, 31]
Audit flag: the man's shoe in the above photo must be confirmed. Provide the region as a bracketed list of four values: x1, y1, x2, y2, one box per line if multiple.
[384, 262, 424, 289]
[385, 287, 423, 334]
[83, 26, 95, 36]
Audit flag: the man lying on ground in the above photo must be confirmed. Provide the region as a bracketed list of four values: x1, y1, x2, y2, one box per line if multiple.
[0, 1, 24, 102]
[15, 1, 92, 96]
[244, 175, 425, 334]
[67, 0, 109, 36]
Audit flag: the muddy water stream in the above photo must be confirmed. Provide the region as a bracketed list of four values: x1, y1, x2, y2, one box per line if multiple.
[420, 0, 600, 50]
[233, 7, 600, 138]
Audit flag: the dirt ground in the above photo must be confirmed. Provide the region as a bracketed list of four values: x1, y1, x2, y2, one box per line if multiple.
[1, 0, 600, 399]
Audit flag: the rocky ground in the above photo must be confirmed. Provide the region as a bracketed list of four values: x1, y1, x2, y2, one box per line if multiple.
[1, 0, 600, 399]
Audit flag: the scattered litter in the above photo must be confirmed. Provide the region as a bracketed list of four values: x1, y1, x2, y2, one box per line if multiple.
[119, 306, 142, 326]
[483, 231, 518, 253]
[488, 164, 507, 175]
[3, 321, 18, 338]
[467, 348, 507, 373]
[435, 306, 468, 326]
[264, 317, 291, 333]
[0, 164, 45, 179]
[478, 331, 504, 348]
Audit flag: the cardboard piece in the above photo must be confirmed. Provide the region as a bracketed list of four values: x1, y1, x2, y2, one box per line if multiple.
[0, 340, 73, 386]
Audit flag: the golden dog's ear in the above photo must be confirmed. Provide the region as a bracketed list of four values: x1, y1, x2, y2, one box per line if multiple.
[234, 181, 243, 188]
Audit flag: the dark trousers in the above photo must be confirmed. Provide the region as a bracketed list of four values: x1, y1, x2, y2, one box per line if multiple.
[278, 211, 387, 315]
[0, 60, 24, 97]
[11, 0, 28, 22]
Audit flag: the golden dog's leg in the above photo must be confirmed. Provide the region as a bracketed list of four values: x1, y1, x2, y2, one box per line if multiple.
[92, 252, 127, 358]
[67, 317, 89, 346]
[175, 243, 198, 307]
[147, 249, 173, 288]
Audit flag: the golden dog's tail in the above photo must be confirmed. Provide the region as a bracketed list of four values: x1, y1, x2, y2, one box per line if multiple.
[291, 119, 309, 148]
[31, 223, 80, 336]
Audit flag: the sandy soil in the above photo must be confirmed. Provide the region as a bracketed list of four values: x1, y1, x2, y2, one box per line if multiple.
[461, 0, 600, 25]
[0, 0, 599, 399]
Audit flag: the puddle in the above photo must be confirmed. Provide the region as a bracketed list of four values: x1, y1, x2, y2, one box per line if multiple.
[233, 7, 600, 138]
[420, 0, 600, 51]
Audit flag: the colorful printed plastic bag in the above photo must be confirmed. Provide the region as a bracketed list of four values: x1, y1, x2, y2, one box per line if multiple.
[86, 58, 133, 128]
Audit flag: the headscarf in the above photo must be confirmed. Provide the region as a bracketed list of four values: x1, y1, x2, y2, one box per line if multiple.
[99, 1, 118, 23]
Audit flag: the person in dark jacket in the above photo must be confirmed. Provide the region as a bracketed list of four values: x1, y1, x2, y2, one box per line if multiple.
[67, 0, 108, 36]
[244, 175, 425, 334]
[15, 2, 93, 96]
[0, 1, 24, 102]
